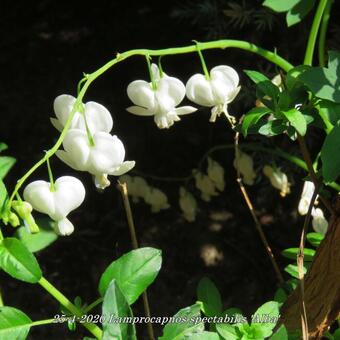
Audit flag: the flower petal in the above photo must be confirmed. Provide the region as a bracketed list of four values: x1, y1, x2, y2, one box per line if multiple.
[50, 118, 63, 132]
[109, 161, 136, 176]
[175, 106, 197, 116]
[186, 74, 215, 107]
[55, 218, 74, 236]
[211, 65, 239, 88]
[56, 150, 80, 171]
[157, 77, 186, 107]
[83, 101, 113, 133]
[53, 94, 79, 127]
[126, 106, 154, 116]
[127, 80, 155, 110]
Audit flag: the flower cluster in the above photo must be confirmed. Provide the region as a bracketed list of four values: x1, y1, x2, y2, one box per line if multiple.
[126, 64, 240, 128]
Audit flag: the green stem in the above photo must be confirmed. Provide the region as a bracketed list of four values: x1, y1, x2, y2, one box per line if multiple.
[318, 0, 333, 66]
[158, 56, 164, 78]
[8, 39, 293, 205]
[304, 0, 329, 65]
[46, 158, 56, 192]
[0, 287, 3, 307]
[83, 297, 104, 314]
[0, 228, 3, 241]
[146, 55, 157, 90]
[194, 41, 211, 80]
[30, 318, 57, 327]
[38, 277, 103, 339]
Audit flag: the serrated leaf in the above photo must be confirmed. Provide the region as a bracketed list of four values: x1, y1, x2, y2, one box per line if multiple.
[15, 218, 58, 253]
[281, 247, 315, 261]
[102, 279, 136, 340]
[263, 0, 300, 12]
[245, 70, 280, 101]
[321, 124, 340, 182]
[0, 157, 16, 180]
[159, 303, 204, 340]
[299, 51, 340, 103]
[286, 0, 316, 27]
[241, 107, 272, 137]
[98, 247, 162, 304]
[306, 232, 324, 247]
[282, 108, 307, 135]
[0, 238, 42, 283]
[197, 277, 223, 317]
[0, 306, 32, 340]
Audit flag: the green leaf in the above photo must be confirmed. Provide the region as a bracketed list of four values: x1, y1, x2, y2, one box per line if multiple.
[258, 119, 286, 136]
[98, 247, 162, 304]
[159, 303, 204, 340]
[282, 108, 307, 136]
[0, 306, 32, 340]
[0, 144, 8, 153]
[187, 331, 220, 340]
[241, 107, 272, 137]
[197, 277, 223, 317]
[0, 157, 16, 180]
[281, 247, 315, 261]
[284, 264, 307, 279]
[321, 124, 340, 182]
[333, 328, 340, 339]
[274, 287, 287, 305]
[263, 0, 300, 12]
[0, 180, 8, 214]
[102, 279, 136, 340]
[244, 70, 280, 100]
[318, 99, 340, 125]
[251, 301, 280, 336]
[306, 232, 324, 247]
[270, 324, 288, 339]
[286, 0, 316, 27]
[299, 51, 340, 103]
[0, 238, 42, 283]
[15, 218, 58, 252]
[216, 323, 238, 340]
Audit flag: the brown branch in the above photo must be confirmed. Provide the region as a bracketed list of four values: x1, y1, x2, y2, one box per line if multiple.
[234, 131, 284, 284]
[117, 181, 155, 340]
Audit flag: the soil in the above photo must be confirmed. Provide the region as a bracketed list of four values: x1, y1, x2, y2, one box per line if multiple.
[1, 1, 339, 339]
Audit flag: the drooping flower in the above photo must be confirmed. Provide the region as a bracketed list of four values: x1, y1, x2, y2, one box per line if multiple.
[311, 207, 328, 235]
[194, 170, 218, 202]
[56, 129, 135, 189]
[51, 94, 113, 133]
[126, 64, 197, 129]
[119, 175, 151, 203]
[233, 151, 256, 185]
[23, 176, 85, 236]
[179, 187, 197, 222]
[186, 65, 240, 123]
[263, 165, 291, 197]
[298, 181, 317, 216]
[207, 158, 225, 191]
[144, 188, 170, 213]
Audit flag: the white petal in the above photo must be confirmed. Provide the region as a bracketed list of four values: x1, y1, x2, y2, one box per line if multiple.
[210, 65, 239, 88]
[126, 106, 154, 116]
[94, 174, 111, 189]
[50, 118, 63, 132]
[186, 74, 216, 107]
[84, 101, 113, 133]
[56, 150, 80, 170]
[127, 80, 155, 110]
[55, 218, 74, 236]
[157, 77, 186, 107]
[23, 181, 56, 217]
[175, 106, 197, 116]
[109, 161, 136, 176]
[53, 94, 78, 127]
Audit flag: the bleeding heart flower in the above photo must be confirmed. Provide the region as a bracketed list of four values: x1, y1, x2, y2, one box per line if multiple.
[233, 151, 256, 186]
[298, 181, 317, 216]
[51, 94, 113, 133]
[263, 165, 291, 197]
[126, 64, 197, 129]
[23, 176, 85, 236]
[186, 65, 240, 123]
[179, 187, 197, 222]
[207, 157, 225, 191]
[312, 207, 328, 235]
[56, 129, 135, 189]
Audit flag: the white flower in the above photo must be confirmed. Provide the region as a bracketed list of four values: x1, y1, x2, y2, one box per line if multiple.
[119, 175, 151, 203]
[233, 151, 256, 185]
[311, 208, 328, 235]
[194, 171, 218, 202]
[23, 176, 85, 236]
[179, 187, 197, 222]
[298, 181, 317, 216]
[126, 64, 197, 129]
[186, 65, 240, 122]
[56, 129, 135, 189]
[207, 158, 225, 191]
[51, 94, 113, 133]
[144, 188, 170, 213]
[263, 165, 291, 197]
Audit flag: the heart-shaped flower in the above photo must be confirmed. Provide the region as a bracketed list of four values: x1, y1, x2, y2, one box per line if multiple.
[233, 151, 256, 185]
[186, 65, 240, 123]
[23, 176, 86, 236]
[263, 165, 290, 197]
[57, 129, 135, 189]
[298, 181, 317, 216]
[126, 64, 197, 129]
[51, 94, 113, 133]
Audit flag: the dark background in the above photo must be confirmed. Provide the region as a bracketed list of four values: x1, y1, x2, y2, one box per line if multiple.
[1, 1, 339, 339]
